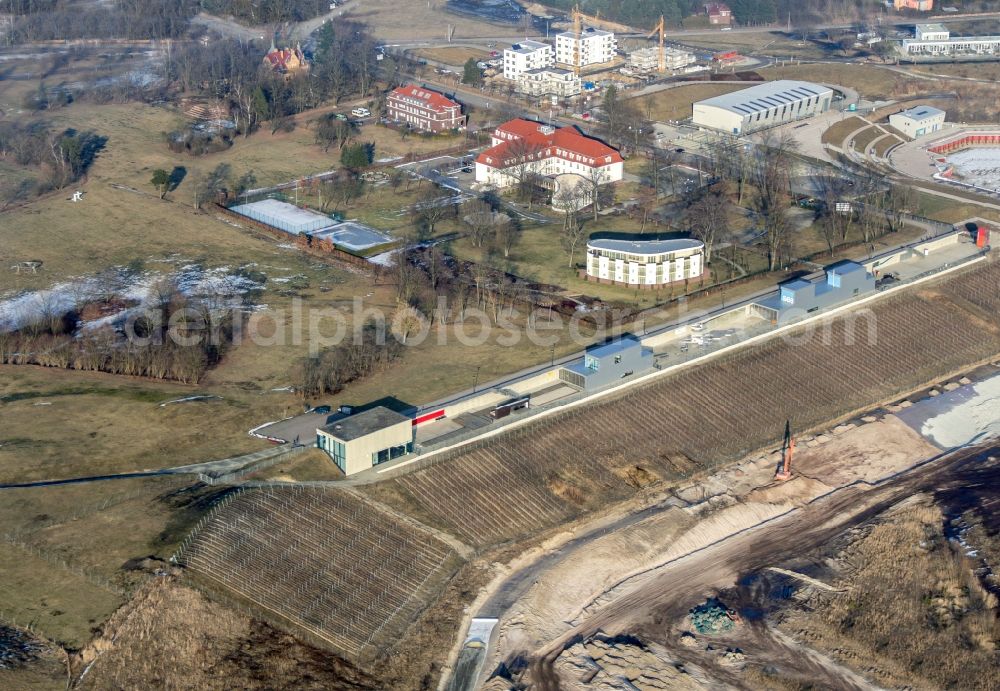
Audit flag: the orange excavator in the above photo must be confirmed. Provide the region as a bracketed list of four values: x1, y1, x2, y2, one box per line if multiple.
[775, 420, 794, 481]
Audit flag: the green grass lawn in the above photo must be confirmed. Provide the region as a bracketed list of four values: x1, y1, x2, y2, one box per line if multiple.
[821, 116, 870, 146]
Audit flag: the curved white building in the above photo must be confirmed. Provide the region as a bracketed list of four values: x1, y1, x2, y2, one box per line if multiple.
[585, 237, 704, 287]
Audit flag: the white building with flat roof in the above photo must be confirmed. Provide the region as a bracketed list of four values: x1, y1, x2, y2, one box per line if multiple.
[915, 23, 949, 41]
[556, 28, 617, 68]
[517, 67, 581, 97]
[585, 237, 704, 287]
[316, 406, 413, 476]
[889, 105, 946, 138]
[503, 40, 554, 80]
[692, 80, 833, 135]
[902, 24, 1000, 56]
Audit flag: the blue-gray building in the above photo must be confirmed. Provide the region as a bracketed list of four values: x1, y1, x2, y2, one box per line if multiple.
[766, 260, 875, 314]
[559, 337, 654, 391]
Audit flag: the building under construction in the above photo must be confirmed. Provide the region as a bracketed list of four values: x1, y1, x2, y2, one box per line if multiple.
[627, 46, 696, 73]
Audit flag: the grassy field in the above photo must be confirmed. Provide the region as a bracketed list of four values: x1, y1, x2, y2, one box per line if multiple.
[341, 0, 528, 41]
[820, 116, 869, 146]
[413, 46, 491, 66]
[902, 61, 1000, 82]
[248, 448, 345, 481]
[759, 63, 912, 100]
[678, 32, 833, 60]
[851, 125, 883, 154]
[873, 134, 904, 158]
[0, 475, 210, 648]
[778, 497, 1000, 690]
[634, 83, 747, 122]
[913, 190, 1000, 224]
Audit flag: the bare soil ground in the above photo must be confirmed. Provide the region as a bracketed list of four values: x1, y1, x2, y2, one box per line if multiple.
[515, 441, 1000, 690]
[489, 411, 940, 664]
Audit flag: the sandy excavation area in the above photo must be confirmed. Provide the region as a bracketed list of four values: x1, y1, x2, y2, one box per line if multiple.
[488, 410, 942, 668]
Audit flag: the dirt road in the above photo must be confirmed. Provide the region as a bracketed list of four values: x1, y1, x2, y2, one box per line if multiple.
[525, 442, 1000, 689]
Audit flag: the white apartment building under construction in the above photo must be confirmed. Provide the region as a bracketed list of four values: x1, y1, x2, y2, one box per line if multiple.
[556, 27, 617, 68]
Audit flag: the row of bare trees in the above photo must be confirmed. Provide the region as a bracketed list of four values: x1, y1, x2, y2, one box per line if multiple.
[813, 173, 916, 255]
[292, 322, 403, 398]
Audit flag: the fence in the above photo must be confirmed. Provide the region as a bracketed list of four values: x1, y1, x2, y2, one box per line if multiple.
[214, 205, 376, 271]
[197, 445, 312, 486]
[392, 245, 990, 476]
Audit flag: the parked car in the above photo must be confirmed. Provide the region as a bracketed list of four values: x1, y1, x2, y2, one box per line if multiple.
[351, 107, 371, 117]
[313, 405, 332, 414]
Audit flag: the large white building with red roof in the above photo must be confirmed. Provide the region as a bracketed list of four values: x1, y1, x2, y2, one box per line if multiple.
[386, 85, 464, 132]
[474, 119, 623, 193]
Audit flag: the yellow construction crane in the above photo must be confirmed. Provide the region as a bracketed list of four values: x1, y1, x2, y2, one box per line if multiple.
[572, 4, 582, 77]
[647, 15, 666, 74]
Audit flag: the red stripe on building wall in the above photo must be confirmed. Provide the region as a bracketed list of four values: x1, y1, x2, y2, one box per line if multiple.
[413, 409, 446, 425]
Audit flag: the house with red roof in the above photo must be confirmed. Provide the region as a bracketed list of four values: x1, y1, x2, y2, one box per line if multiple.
[386, 85, 464, 132]
[474, 119, 623, 200]
[263, 43, 309, 76]
[704, 3, 732, 25]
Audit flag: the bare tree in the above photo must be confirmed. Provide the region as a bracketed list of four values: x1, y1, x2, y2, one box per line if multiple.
[499, 136, 546, 210]
[494, 214, 519, 258]
[461, 197, 496, 248]
[686, 183, 730, 263]
[748, 133, 799, 271]
[583, 165, 612, 222]
[813, 174, 855, 254]
[556, 185, 588, 268]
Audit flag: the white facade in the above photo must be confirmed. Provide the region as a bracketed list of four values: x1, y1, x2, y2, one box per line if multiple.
[902, 25, 1000, 56]
[517, 67, 581, 97]
[474, 120, 624, 202]
[889, 105, 945, 138]
[475, 154, 623, 190]
[316, 407, 413, 476]
[915, 24, 949, 41]
[692, 80, 833, 135]
[556, 28, 617, 68]
[586, 238, 704, 286]
[503, 40, 554, 80]
[627, 46, 696, 72]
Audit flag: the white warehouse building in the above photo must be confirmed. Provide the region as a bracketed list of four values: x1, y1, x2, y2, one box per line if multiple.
[585, 237, 704, 287]
[556, 28, 617, 68]
[504, 40, 554, 80]
[692, 80, 833, 135]
[888, 105, 945, 139]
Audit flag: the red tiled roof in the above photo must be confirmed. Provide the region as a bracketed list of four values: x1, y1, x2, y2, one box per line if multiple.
[476, 119, 622, 169]
[388, 85, 461, 113]
[704, 2, 731, 15]
[264, 47, 306, 72]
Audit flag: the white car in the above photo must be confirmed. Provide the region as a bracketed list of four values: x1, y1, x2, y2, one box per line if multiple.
[351, 107, 371, 118]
